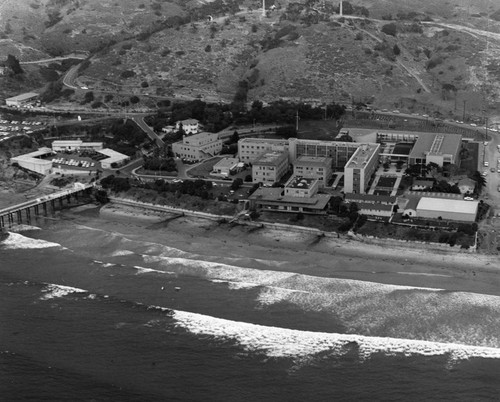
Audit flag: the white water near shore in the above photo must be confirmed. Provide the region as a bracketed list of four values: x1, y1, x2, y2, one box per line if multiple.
[171, 309, 500, 362]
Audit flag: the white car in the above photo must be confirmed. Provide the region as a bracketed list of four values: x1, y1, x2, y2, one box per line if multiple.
[464, 197, 474, 201]
[484, 161, 489, 167]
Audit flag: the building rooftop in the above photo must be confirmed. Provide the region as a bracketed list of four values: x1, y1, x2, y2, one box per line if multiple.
[294, 156, 332, 167]
[98, 148, 128, 164]
[409, 133, 462, 159]
[240, 138, 289, 145]
[345, 143, 379, 169]
[417, 197, 478, 214]
[213, 157, 239, 169]
[254, 151, 286, 165]
[6, 92, 39, 102]
[249, 188, 330, 209]
[285, 176, 317, 190]
[345, 193, 396, 204]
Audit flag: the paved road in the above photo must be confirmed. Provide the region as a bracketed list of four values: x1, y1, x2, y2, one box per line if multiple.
[130, 116, 164, 147]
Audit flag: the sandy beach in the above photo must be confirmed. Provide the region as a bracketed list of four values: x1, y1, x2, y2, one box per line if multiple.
[95, 202, 500, 297]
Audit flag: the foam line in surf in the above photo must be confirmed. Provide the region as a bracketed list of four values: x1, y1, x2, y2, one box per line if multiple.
[40, 284, 87, 300]
[172, 309, 500, 361]
[1, 232, 63, 250]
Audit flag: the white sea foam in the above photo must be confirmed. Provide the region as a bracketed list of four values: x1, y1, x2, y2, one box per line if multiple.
[111, 250, 135, 257]
[133, 266, 175, 275]
[211, 279, 259, 290]
[8, 224, 41, 232]
[40, 284, 87, 300]
[397, 272, 453, 278]
[1, 232, 62, 250]
[172, 310, 500, 362]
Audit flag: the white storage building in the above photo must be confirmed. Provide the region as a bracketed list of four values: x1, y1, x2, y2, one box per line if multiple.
[416, 197, 478, 222]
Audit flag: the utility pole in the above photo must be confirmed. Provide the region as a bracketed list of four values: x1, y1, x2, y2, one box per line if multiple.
[463, 100, 466, 122]
[296, 110, 299, 132]
[262, 0, 266, 16]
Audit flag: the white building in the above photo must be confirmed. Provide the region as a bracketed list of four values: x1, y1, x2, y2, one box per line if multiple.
[293, 156, 333, 187]
[238, 138, 289, 163]
[98, 149, 129, 169]
[5, 92, 39, 107]
[343, 143, 380, 194]
[11, 148, 54, 175]
[52, 140, 103, 152]
[172, 132, 222, 161]
[284, 176, 319, 198]
[416, 197, 478, 222]
[252, 151, 289, 185]
[212, 157, 240, 177]
[175, 119, 200, 134]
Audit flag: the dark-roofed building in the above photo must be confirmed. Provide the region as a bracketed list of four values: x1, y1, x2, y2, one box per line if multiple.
[345, 193, 397, 219]
[248, 187, 331, 215]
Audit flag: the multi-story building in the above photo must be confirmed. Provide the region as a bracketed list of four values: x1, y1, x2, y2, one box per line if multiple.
[284, 176, 320, 198]
[252, 151, 289, 185]
[376, 130, 462, 167]
[175, 119, 200, 134]
[238, 138, 289, 164]
[293, 156, 332, 187]
[172, 132, 222, 161]
[248, 175, 331, 215]
[409, 133, 461, 167]
[343, 143, 380, 194]
[288, 138, 359, 168]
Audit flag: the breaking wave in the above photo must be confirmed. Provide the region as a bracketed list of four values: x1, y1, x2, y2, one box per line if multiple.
[172, 309, 500, 362]
[40, 284, 87, 300]
[1, 232, 63, 250]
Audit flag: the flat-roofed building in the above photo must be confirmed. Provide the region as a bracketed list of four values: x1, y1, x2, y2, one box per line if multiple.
[252, 151, 289, 185]
[293, 156, 332, 187]
[172, 132, 222, 161]
[284, 176, 319, 198]
[10, 147, 53, 175]
[248, 187, 331, 215]
[345, 193, 397, 219]
[5, 92, 39, 107]
[98, 149, 129, 169]
[416, 197, 478, 222]
[52, 140, 103, 152]
[288, 138, 359, 168]
[409, 133, 461, 167]
[238, 138, 289, 163]
[343, 143, 380, 194]
[212, 157, 239, 177]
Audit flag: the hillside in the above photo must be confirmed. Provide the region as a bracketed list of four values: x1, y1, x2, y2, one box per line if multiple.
[2, 0, 500, 121]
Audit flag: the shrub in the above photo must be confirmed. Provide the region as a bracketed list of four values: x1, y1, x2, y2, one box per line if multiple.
[381, 23, 397, 37]
[121, 70, 136, 79]
[205, 45, 212, 52]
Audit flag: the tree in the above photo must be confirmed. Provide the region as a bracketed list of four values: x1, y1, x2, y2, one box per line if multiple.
[230, 177, 243, 191]
[471, 171, 486, 193]
[6, 54, 23, 74]
[393, 44, 401, 56]
[130, 96, 140, 104]
[381, 23, 397, 37]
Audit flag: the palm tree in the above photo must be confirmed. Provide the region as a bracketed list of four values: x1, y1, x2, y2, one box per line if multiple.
[471, 171, 487, 194]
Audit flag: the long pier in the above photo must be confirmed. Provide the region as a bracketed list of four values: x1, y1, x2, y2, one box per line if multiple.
[0, 183, 95, 229]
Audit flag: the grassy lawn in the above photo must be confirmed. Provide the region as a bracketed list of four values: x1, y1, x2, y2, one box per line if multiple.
[296, 120, 341, 141]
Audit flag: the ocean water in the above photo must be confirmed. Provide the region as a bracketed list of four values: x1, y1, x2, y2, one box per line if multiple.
[1, 207, 500, 401]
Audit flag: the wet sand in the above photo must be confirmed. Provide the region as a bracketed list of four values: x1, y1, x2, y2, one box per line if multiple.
[94, 203, 500, 297]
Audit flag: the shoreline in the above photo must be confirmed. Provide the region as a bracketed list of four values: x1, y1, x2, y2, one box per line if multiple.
[93, 202, 500, 298]
[98, 201, 500, 272]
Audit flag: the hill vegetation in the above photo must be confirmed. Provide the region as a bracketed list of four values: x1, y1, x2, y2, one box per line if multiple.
[1, 0, 500, 120]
